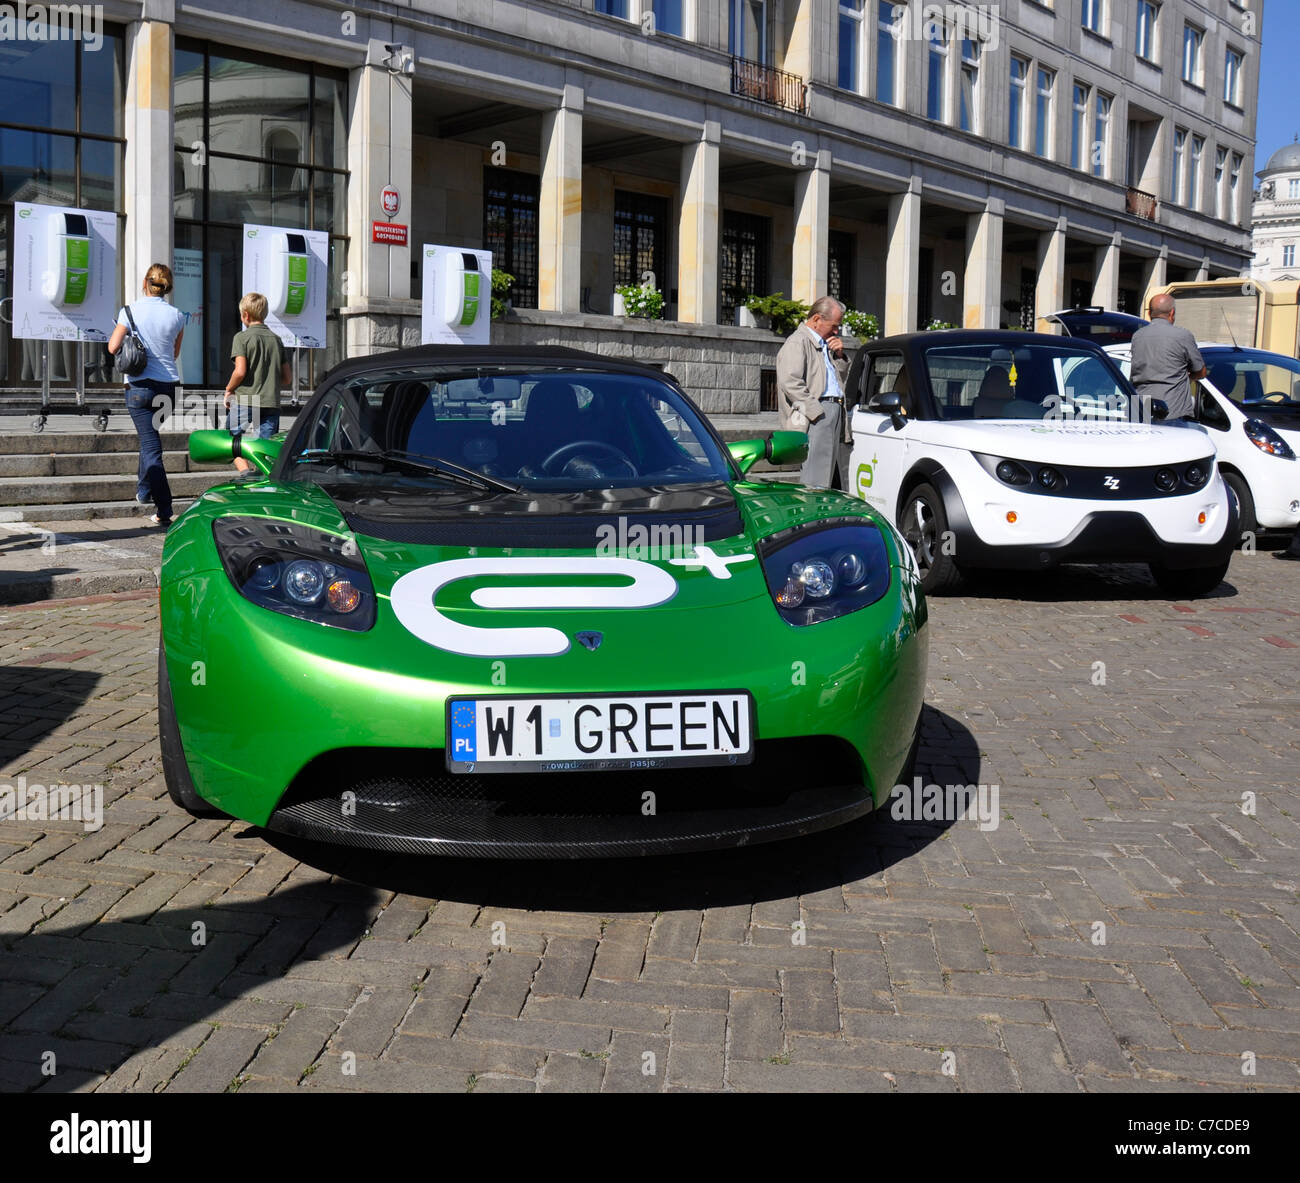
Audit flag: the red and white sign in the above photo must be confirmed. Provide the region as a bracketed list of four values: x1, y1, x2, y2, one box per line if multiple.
[373, 221, 408, 246]
[380, 185, 401, 217]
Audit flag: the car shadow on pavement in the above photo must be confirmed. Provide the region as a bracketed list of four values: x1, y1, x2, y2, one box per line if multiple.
[0, 665, 102, 769]
[0, 882, 389, 1093]
[255, 704, 982, 913]
[956, 563, 1240, 602]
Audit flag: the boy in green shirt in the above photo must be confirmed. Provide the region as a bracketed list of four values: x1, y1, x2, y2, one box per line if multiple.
[224, 292, 291, 473]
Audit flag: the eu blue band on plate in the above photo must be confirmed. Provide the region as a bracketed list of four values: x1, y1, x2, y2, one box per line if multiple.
[450, 701, 477, 761]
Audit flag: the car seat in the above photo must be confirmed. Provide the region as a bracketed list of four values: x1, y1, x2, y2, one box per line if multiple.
[972, 367, 1012, 418]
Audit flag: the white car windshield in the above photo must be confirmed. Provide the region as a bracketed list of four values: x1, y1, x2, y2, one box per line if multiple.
[923, 342, 1136, 421]
[1202, 350, 1300, 409]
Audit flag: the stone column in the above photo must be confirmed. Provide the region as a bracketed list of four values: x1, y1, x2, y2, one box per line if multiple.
[678, 121, 720, 324]
[1092, 232, 1122, 309]
[884, 179, 921, 335]
[792, 149, 831, 305]
[1035, 217, 1067, 324]
[123, 10, 174, 298]
[346, 41, 414, 348]
[962, 198, 1004, 328]
[539, 84, 583, 313]
[1141, 246, 1168, 317]
[1196, 256, 1211, 281]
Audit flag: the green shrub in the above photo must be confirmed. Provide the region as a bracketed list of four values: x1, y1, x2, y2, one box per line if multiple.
[616, 283, 665, 319]
[924, 318, 957, 331]
[491, 269, 515, 320]
[842, 309, 879, 340]
[743, 292, 810, 336]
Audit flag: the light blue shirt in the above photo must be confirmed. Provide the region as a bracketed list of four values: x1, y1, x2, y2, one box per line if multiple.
[117, 296, 185, 383]
[806, 325, 842, 400]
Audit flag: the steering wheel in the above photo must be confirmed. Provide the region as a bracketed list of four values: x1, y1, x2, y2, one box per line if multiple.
[541, 439, 636, 474]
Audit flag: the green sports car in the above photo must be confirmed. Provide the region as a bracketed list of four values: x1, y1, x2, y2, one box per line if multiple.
[159, 346, 928, 856]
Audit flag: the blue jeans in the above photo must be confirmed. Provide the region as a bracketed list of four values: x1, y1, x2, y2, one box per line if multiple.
[125, 380, 174, 521]
[227, 403, 280, 438]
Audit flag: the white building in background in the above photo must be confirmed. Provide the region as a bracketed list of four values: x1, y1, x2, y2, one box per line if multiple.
[1251, 138, 1300, 282]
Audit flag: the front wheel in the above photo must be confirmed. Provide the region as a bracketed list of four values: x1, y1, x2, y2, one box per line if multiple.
[1148, 560, 1230, 599]
[899, 482, 964, 595]
[1220, 471, 1257, 540]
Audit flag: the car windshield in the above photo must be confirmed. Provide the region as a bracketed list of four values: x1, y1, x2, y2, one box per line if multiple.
[922, 341, 1137, 421]
[1201, 349, 1300, 410]
[285, 366, 732, 490]
[1050, 311, 1148, 345]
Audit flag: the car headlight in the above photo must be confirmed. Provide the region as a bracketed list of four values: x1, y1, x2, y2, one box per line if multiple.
[212, 517, 376, 630]
[1182, 461, 1210, 488]
[760, 519, 891, 626]
[1243, 418, 1297, 460]
[995, 459, 1032, 486]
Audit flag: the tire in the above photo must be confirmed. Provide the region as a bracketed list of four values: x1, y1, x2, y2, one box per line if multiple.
[898, 482, 964, 594]
[157, 645, 225, 817]
[1148, 560, 1230, 599]
[1220, 471, 1257, 540]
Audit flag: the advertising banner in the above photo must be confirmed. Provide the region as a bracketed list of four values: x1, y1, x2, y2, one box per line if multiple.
[240, 224, 328, 349]
[421, 245, 491, 346]
[11, 202, 118, 343]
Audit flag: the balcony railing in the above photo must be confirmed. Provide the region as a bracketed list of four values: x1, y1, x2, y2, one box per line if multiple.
[1126, 187, 1160, 221]
[730, 57, 808, 115]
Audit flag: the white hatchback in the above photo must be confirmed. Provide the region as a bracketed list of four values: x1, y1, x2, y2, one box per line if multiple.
[844, 331, 1239, 597]
[1106, 343, 1300, 539]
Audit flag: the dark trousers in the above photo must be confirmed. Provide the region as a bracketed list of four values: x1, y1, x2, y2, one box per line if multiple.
[125, 380, 174, 521]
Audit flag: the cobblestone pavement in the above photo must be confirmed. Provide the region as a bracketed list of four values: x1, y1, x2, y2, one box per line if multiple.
[1, 551, 1298, 1093]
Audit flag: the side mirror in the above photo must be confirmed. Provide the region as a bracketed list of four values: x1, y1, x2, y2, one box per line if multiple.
[728, 431, 809, 475]
[878, 391, 907, 431]
[1150, 399, 1169, 422]
[188, 429, 281, 475]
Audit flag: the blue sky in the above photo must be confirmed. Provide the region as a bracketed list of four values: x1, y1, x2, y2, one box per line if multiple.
[1254, 1, 1298, 177]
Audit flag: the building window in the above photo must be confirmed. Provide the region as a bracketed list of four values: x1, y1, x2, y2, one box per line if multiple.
[1009, 56, 1028, 149]
[828, 229, 855, 308]
[613, 190, 668, 293]
[1228, 153, 1242, 223]
[876, 1, 898, 105]
[1189, 134, 1204, 211]
[1136, 1, 1158, 62]
[1223, 48, 1243, 107]
[1214, 147, 1227, 218]
[1034, 67, 1055, 159]
[730, 0, 768, 63]
[720, 210, 770, 325]
[649, 0, 684, 37]
[1093, 92, 1112, 178]
[1182, 24, 1204, 87]
[838, 0, 865, 92]
[1171, 128, 1187, 204]
[1284, 245, 1296, 269]
[594, 0, 629, 17]
[1082, 0, 1104, 36]
[926, 21, 947, 122]
[172, 40, 348, 389]
[0, 20, 126, 390]
[1070, 84, 1088, 170]
[959, 39, 980, 134]
[484, 169, 540, 309]
[1290, 179, 1300, 200]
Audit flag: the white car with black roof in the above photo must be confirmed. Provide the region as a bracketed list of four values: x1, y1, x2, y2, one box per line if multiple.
[843, 330, 1239, 597]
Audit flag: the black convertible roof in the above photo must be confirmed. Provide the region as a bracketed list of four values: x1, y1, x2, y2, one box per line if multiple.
[863, 328, 1111, 353]
[316, 344, 675, 388]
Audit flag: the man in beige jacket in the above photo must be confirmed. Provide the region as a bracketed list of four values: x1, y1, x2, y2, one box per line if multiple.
[776, 296, 852, 488]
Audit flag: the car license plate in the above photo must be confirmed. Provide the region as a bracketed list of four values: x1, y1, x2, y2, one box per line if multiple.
[446, 692, 755, 773]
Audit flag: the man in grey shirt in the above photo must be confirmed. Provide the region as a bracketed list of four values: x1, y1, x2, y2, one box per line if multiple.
[1129, 292, 1206, 421]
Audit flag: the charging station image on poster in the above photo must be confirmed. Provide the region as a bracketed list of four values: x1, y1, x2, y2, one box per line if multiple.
[241, 224, 328, 349]
[11, 202, 118, 343]
[421, 245, 491, 345]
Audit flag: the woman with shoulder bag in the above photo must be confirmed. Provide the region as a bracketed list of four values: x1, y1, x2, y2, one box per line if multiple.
[108, 263, 186, 527]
